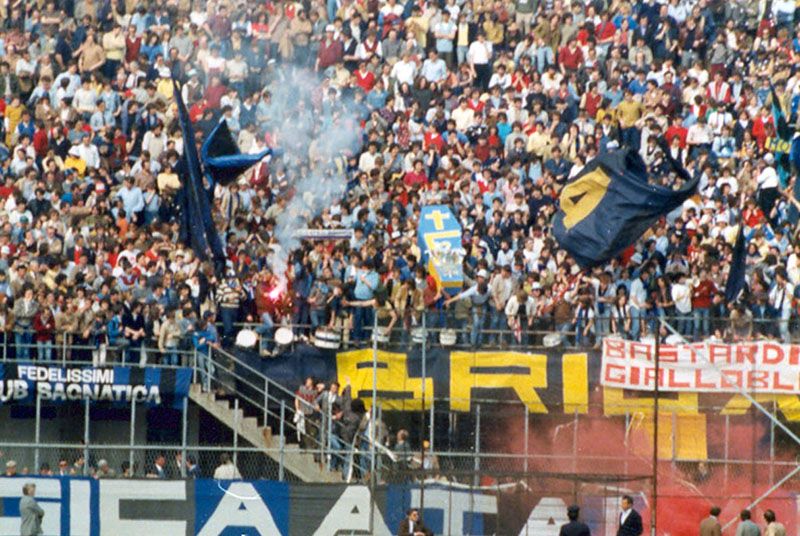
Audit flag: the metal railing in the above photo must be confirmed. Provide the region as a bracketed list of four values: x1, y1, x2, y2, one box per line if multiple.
[3, 311, 798, 359]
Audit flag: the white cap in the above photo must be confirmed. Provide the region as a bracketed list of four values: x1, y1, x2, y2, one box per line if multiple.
[764, 153, 775, 164]
[476, 269, 489, 279]
[325, 24, 335, 32]
[68, 146, 81, 157]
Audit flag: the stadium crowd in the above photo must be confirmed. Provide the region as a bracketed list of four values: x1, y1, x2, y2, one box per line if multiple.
[0, 0, 799, 363]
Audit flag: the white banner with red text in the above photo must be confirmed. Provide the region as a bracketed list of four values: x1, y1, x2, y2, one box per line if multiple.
[601, 338, 800, 394]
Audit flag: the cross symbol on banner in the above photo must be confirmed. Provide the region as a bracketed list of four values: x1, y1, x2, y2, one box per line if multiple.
[425, 210, 450, 231]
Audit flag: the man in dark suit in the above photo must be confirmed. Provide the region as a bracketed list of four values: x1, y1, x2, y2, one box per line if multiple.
[617, 495, 643, 536]
[560, 504, 591, 536]
[397, 508, 433, 536]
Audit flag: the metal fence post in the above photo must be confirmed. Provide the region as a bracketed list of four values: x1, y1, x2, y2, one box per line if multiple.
[192, 349, 198, 385]
[34, 392, 41, 473]
[181, 396, 188, 478]
[129, 398, 136, 475]
[769, 402, 775, 486]
[572, 409, 578, 477]
[61, 334, 67, 367]
[473, 403, 480, 487]
[233, 398, 239, 471]
[523, 405, 529, 474]
[279, 401, 285, 481]
[326, 403, 332, 464]
[671, 411, 677, 462]
[264, 378, 269, 426]
[724, 414, 729, 493]
[429, 400, 435, 453]
[2, 332, 6, 361]
[83, 399, 90, 476]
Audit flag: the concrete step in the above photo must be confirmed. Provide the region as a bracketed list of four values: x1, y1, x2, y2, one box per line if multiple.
[188, 383, 342, 482]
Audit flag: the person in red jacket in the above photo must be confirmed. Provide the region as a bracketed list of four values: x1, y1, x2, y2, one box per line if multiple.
[203, 76, 228, 109]
[316, 26, 344, 72]
[354, 62, 375, 92]
[33, 307, 55, 361]
[32, 121, 49, 158]
[691, 268, 717, 340]
[558, 38, 584, 74]
[403, 159, 428, 188]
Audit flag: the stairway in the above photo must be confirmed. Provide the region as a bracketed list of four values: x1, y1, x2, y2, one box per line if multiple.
[188, 384, 343, 482]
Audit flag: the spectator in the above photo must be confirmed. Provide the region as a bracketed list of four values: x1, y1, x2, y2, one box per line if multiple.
[20, 483, 44, 536]
[212, 453, 241, 480]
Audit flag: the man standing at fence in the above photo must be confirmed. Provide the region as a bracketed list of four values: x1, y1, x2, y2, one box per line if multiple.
[20, 482, 43, 536]
[735, 510, 760, 536]
[616, 495, 642, 536]
[699, 506, 722, 536]
[763, 510, 785, 536]
[560, 504, 590, 536]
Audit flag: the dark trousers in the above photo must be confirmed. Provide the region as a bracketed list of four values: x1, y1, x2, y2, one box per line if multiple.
[219, 307, 239, 343]
[621, 127, 640, 151]
[353, 307, 374, 342]
[474, 63, 491, 89]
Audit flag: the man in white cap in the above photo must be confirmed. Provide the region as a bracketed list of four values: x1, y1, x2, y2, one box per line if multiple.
[757, 152, 779, 217]
[316, 25, 343, 72]
[5, 460, 17, 477]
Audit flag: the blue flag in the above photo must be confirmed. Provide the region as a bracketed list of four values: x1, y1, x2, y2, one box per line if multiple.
[724, 223, 747, 303]
[172, 80, 226, 273]
[201, 120, 278, 187]
[553, 148, 698, 268]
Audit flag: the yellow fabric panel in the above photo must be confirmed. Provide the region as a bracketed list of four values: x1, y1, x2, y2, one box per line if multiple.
[603, 387, 700, 415]
[336, 349, 433, 411]
[634, 413, 708, 460]
[562, 353, 589, 414]
[449, 351, 548, 413]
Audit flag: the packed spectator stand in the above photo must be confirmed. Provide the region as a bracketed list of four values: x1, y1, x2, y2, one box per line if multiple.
[0, 0, 799, 364]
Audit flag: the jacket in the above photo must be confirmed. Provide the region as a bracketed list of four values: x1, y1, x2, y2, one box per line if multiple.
[700, 516, 722, 536]
[397, 517, 433, 536]
[20, 495, 44, 536]
[617, 508, 643, 536]
[736, 520, 761, 536]
[560, 520, 591, 536]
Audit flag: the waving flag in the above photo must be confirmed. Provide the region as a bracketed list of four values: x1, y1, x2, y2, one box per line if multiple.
[724, 224, 747, 303]
[553, 148, 698, 268]
[768, 86, 793, 186]
[172, 80, 226, 274]
[201, 120, 278, 187]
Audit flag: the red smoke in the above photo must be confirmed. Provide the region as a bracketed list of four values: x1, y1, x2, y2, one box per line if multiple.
[482, 405, 798, 535]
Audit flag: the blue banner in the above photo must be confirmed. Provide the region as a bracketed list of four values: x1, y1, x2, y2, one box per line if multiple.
[0, 365, 192, 408]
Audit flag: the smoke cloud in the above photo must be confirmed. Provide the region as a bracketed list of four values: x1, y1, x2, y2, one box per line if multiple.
[263, 66, 363, 291]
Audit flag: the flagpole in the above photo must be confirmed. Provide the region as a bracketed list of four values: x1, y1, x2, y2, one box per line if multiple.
[651, 330, 660, 536]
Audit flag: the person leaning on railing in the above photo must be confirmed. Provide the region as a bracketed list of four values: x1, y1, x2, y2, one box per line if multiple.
[32, 307, 55, 362]
[158, 308, 184, 367]
[12, 285, 37, 360]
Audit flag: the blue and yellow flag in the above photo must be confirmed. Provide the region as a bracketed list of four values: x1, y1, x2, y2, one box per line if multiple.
[418, 205, 464, 295]
[553, 148, 698, 268]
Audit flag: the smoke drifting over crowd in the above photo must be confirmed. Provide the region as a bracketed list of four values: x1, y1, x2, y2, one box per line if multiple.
[263, 67, 362, 291]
